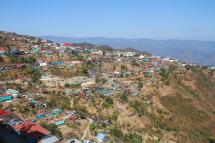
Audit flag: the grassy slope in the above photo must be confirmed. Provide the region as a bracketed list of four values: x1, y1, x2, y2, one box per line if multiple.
[159, 68, 215, 143]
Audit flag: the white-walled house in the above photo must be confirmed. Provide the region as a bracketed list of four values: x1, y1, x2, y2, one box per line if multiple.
[5, 89, 19, 98]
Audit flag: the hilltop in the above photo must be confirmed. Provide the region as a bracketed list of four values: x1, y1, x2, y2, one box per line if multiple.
[40, 36, 215, 66]
[0, 32, 215, 143]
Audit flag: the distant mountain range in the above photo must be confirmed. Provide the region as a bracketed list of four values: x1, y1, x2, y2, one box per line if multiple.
[39, 36, 215, 66]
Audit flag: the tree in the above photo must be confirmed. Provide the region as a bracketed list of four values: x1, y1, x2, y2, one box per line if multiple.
[131, 60, 139, 67]
[208, 136, 215, 143]
[47, 94, 71, 110]
[89, 123, 96, 132]
[130, 101, 146, 116]
[137, 81, 143, 91]
[123, 133, 143, 143]
[31, 69, 41, 83]
[81, 61, 94, 75]
[110, 128, 123, 139]
[121, 64, 128, 71]
[9, 56, 36, 64]
[120, 92, 129, 103]
[159, 68, 170, 85]
[75, 106, 87, 119]
[103, 96, 113, 108]
[110, 111, 119, 121]
[64, 83, 70, 87]
[40, 122, 62, 139]
[82, 64, 89, 75]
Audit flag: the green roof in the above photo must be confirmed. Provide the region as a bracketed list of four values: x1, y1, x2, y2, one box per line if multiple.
[6, 89, 19, 94]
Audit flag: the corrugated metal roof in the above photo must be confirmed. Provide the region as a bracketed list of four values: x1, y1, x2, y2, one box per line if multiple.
[40, 135, 59, 143]
[0, 110, 11, 117]
[13, 121, 50, 136]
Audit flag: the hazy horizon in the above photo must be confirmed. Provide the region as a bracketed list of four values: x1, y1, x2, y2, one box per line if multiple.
[1, 0, 215, 41]
[39, 35, 215, 42]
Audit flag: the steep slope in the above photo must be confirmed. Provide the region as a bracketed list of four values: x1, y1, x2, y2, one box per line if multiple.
[156, 67, 215, 143]
[0, 32, 214, 142]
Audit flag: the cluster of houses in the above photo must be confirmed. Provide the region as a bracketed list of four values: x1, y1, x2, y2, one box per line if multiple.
[0, 108, 107, 143]
[1, 32, 215, 143]
[0, 109, 60, 143]
[0, 88, 19, 103]
[35, 108, 78, 126]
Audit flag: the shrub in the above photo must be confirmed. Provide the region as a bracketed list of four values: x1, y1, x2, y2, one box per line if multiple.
[111, 111, 119, 121]
[89, 123, 96, 132]
[75, 106, 87, 119]
[9, 56, 36, 64]
[120, 92, 129, 103]
[208, 136, 215, 143]
[64, 83, 70, 87]
[48, 94, 71, 110]
[159, 68, 169, 85]
[30, 68, 41, 83]
[40, 122, 62, 139]
[123, 133, 143, 143]
[110, 127, 123, 139]
[130, 101, 146, 115]
[121, 64, 128, 71]
[103, 96, 113, 108]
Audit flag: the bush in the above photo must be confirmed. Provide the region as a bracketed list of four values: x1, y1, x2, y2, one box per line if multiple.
[40, 122, 62, 139]
[81, 62, 94, 75]
[110, 111, 119, 121]
[89, 123, 96, 132]
[159, 68, 169, 85]
[30, 68, 41, 83]
[75, 106, 87, 119]
[138, 81, 143, 90]
[158, 121, 178, 132]
[9, 56, 36, 64]
[48, 94, 71, 110]
[120, 92, 129, 103]
[64, 83, 70, 87]
[130, 101, 146, 115]
[208, 136, 215, 143]
[110, 128, 123, 139]
[121, 64, 128, 71]
[103, 96, 113, 108]
[123, 133, 143, 143]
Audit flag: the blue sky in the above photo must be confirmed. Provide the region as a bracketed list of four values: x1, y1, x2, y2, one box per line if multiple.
[0, 0, 215, 40]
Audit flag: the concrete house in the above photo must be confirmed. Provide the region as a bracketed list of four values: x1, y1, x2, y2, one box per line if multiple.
[0, 93, 13, 103]
[39, 135, 60, 143]
[96, 133, 107, 143]
[0, 47, 5, 54]
[5, 89, 19, 98]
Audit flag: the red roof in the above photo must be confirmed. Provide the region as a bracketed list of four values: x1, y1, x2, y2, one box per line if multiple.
[63, 42, 72, 47]
[0, 47, 5, 51]
[13, 121, 50, 136]
[0, 93, 13, 97]
[0, 110, 11, 117]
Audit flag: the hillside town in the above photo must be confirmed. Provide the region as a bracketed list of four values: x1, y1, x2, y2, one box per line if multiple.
[0, 32, 215, 143]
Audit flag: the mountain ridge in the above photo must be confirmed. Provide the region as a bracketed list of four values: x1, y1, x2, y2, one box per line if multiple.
[39, 36, 215, 66]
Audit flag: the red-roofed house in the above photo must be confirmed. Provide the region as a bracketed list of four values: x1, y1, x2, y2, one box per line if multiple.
[13, 121, 51, 139]
[0, 47, 5, 54]
[63, 42, 72, 47]
[0, 110, 11, 118]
